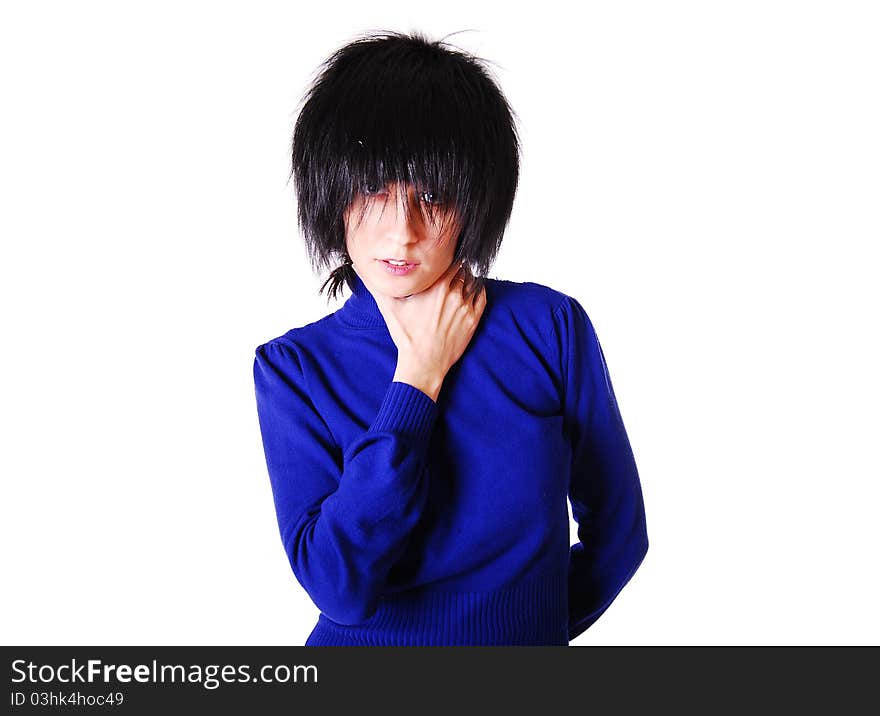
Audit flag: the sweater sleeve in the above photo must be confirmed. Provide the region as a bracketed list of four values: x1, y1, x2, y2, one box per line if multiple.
[253, 340, 438, 626]
[550, 296, 649, 641]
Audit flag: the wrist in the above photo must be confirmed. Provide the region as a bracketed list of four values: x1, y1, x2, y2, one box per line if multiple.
[392, 364, 444, 402]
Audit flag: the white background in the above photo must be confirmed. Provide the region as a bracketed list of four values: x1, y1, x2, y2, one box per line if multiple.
[1, 1, 878, 646]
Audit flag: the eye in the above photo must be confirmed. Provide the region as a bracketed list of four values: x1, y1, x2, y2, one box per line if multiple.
[363, 182, 385, 195]
[419, 190, 443, 205]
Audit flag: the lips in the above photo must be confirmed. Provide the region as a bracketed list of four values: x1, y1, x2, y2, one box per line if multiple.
[381, 258, 417, 266]
[379, 258, 418, 276]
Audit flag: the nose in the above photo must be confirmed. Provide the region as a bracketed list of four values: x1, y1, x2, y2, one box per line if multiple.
[380, 184, 422, 245]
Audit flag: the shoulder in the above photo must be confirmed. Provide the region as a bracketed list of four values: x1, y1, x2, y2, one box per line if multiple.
[484, 276, 584, 334]
[484, 275, 565, 306]
[253, 313, 337, 369]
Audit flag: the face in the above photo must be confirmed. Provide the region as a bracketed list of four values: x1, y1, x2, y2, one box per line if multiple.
[344, 182, 460, 299]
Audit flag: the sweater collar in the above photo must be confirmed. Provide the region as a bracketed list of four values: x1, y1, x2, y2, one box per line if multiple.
[338, 271, 385, 328]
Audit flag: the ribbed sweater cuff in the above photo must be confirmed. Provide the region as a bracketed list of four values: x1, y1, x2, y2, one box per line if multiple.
[369, 381, 438, 445]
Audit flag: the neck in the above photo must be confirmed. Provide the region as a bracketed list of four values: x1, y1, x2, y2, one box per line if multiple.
[337, 271, 385, 328]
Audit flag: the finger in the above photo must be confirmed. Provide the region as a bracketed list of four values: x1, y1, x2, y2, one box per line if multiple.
[448, 262, 467, 289]
[458, 271, 480, 303]
[450, 263, 473, 298]
[477, 286, 487, 313]
[471, 284, 486, 310]
[371, 290, 401, 331]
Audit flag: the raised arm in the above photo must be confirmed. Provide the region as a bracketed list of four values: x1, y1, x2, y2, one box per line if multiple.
[253, 340, 437, 625]
[550, 296, 649, 641]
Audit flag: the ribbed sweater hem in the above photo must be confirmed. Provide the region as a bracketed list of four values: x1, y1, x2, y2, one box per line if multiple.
[304, 568, 569, 646]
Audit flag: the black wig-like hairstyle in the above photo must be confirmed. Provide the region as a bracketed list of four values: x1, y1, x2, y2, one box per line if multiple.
[290, 29, 521, 301]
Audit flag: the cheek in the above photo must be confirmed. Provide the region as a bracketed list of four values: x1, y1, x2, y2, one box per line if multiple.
[345, 226, 380, 265]
[433, 227, 459, 258]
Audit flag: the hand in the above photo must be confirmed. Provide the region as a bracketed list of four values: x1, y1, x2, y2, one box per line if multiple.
[368, 261, 487, 401]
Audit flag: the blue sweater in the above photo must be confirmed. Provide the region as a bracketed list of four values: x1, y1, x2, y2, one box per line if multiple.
[253, 272, 648, 645]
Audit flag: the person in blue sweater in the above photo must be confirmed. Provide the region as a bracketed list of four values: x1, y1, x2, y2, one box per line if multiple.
[253, 29, 649, 645]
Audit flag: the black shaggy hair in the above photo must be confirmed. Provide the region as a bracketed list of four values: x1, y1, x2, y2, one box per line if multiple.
[289, 29, 521, 302]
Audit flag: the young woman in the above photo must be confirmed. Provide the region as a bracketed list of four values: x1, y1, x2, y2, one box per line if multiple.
[253, 29, 649, 646]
